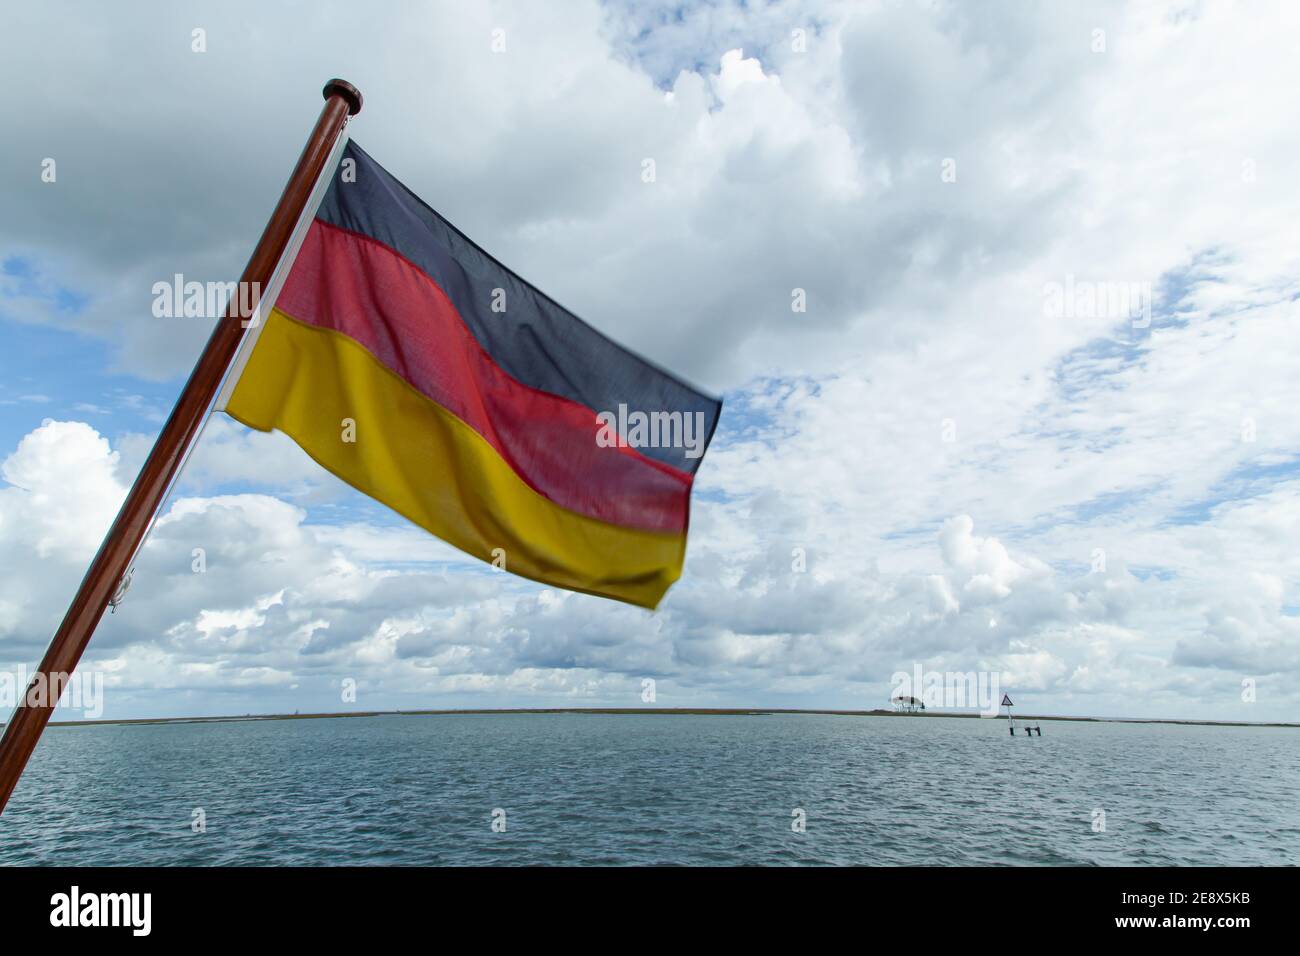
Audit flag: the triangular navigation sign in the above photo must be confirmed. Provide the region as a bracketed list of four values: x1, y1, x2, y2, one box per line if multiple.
[1001, 694, 1013, 707]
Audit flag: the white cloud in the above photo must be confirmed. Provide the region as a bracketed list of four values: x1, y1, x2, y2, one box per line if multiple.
[0, 420, 122, 559]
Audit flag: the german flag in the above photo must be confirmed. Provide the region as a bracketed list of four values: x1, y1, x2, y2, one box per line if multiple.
[218, 142, 721, 609]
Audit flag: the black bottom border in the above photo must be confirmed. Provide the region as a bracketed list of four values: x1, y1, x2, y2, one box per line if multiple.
[0, 865, 1282, 941]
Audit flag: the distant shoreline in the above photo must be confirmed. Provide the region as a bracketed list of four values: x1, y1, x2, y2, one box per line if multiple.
[24, 707, 1299, 730]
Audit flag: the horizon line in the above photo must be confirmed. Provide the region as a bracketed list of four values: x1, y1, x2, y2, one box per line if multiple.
[17, 706, 1299, 731]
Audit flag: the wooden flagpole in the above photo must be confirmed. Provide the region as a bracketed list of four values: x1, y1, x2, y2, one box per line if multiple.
[0, 79, 363, 815]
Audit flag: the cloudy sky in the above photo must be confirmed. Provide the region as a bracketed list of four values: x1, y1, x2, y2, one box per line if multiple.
[2, 0, 1298, 722]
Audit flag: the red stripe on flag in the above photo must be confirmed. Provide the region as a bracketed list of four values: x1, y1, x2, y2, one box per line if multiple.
[275, 219, 692, 534]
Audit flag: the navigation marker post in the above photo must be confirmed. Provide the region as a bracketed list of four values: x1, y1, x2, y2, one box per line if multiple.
[1003, 693, 1042, 737]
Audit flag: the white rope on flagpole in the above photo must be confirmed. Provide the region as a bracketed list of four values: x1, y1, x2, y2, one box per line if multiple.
[213, 127, 351, 412]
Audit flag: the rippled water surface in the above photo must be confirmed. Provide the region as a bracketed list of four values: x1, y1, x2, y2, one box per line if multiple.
[1, 713, 1296, 865]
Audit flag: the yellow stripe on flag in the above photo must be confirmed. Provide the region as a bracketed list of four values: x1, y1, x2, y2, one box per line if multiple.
[224, 310, 686, 608]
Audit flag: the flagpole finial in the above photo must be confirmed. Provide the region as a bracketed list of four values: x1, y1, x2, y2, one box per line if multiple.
[323, 78, 363, 116]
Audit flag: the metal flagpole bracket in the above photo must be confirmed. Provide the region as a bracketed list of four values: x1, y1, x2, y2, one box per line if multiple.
[108, 567, 133, 613]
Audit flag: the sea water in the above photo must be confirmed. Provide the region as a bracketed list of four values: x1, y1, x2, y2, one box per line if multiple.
[1, 713, 1295, 866]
